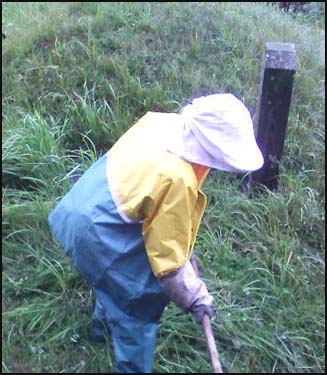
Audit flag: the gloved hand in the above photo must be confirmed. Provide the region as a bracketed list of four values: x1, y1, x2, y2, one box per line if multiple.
[189, 253, 214, 322]
[191, 303, 214, 323]
[159, 260, 213, 323]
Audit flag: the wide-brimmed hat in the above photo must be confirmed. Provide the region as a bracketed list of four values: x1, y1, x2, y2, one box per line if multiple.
[169, 93, 264, 172]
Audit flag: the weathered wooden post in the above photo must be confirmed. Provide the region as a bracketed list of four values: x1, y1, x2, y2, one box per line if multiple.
[250, 42, 296, 191]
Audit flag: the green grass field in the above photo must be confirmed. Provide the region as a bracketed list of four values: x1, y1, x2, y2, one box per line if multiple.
[2, 2, 325, 373]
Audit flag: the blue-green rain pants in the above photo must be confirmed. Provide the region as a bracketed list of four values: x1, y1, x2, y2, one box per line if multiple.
[48, 153, 170, 373]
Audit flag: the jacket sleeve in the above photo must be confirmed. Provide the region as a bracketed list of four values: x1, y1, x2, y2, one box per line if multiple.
[141, 176, 196, 278]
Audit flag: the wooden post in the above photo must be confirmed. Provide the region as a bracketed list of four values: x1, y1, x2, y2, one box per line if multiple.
[250, 42, 296, 191]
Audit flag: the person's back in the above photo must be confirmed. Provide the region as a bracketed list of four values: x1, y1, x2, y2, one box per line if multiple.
[107, 111, 198, 224]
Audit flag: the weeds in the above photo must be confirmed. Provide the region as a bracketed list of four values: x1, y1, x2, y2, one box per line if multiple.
[2, 2, 325, 373]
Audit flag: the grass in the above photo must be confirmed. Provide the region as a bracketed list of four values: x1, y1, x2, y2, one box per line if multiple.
[2, 2, 325, 373]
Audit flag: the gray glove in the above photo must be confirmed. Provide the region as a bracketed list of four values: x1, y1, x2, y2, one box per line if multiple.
[159, 260, 213, 322]
[191, 303, 214, 323]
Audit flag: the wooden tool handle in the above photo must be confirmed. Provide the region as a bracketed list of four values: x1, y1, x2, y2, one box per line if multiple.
[191, 254, 223, 373]
[201, 314, 223, 373]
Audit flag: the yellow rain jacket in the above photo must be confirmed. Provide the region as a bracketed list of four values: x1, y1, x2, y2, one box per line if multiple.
[106, 112, 207, 277]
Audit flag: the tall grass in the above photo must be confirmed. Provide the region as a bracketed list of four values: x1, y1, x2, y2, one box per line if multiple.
[2, 2, 325, 373]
